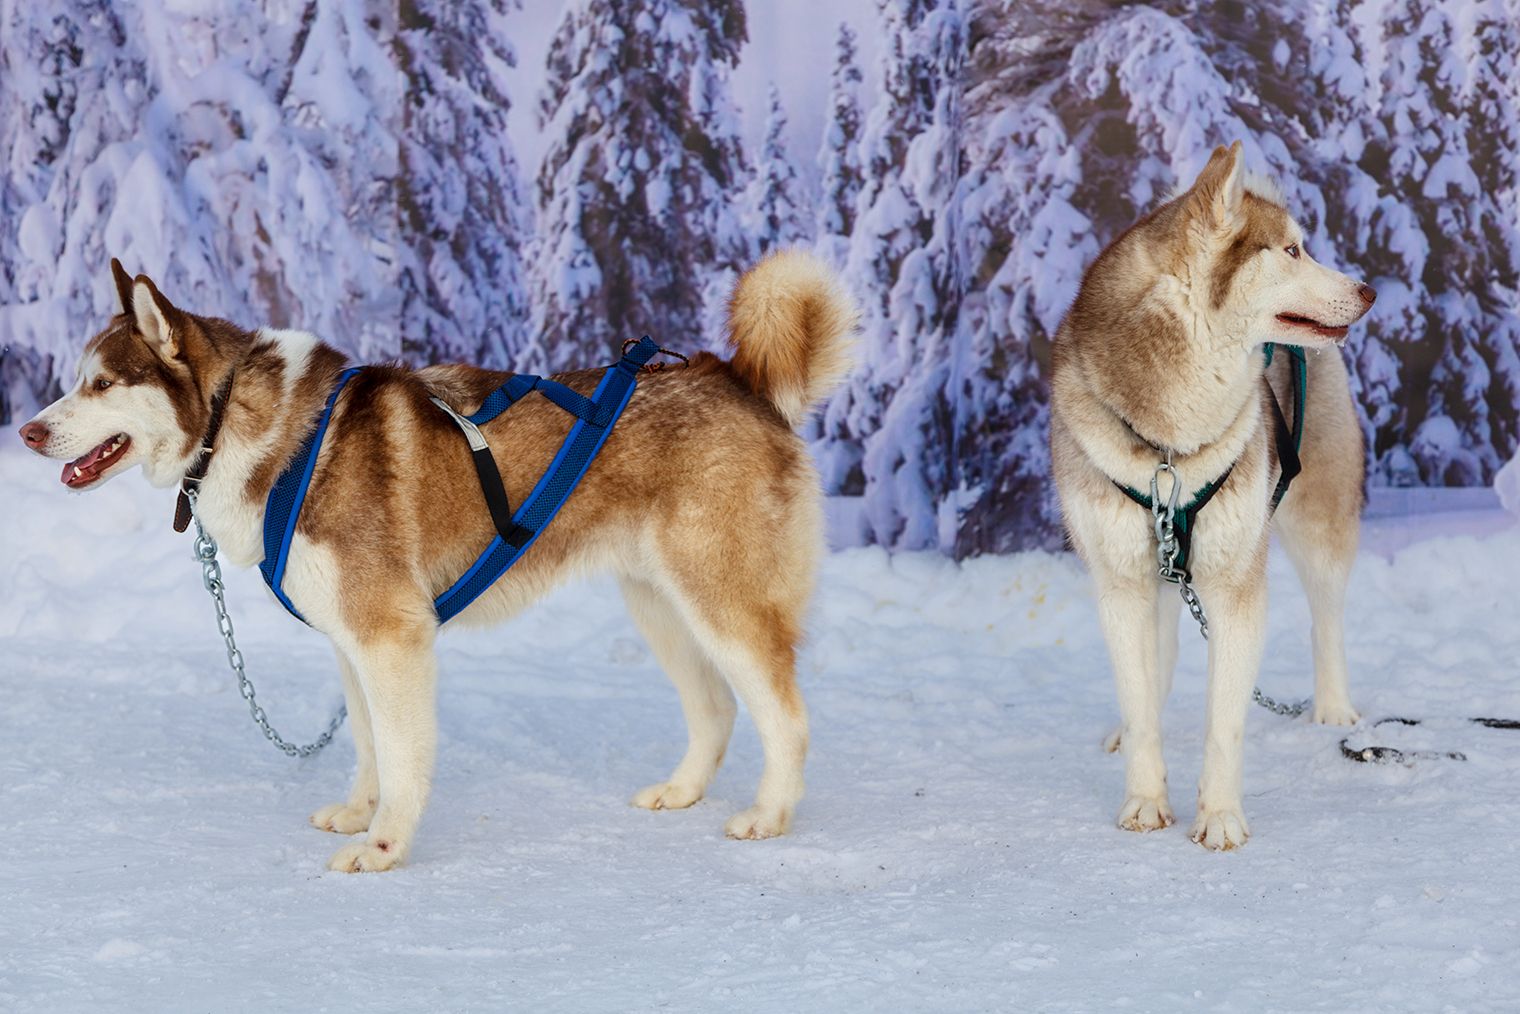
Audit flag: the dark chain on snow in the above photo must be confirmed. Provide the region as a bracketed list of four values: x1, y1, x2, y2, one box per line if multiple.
[1149, 459, 1311, 719]
[1338, 717, 1520, 765]
[188, 489, 346, 758]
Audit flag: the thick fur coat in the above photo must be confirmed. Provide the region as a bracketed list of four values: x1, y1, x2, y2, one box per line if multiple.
[21, 250, 857, 872]
[1050, 142, 1375, 849]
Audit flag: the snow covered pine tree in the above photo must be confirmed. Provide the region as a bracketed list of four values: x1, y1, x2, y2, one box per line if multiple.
[525, 0, 750, 372]
[815, 0, 966, 551]
[395, 0, 533, 371]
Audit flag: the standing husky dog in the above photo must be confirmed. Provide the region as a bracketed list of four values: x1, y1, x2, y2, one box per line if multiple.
[19, 250, 855, 872]
[1050, 142, 1375, 849]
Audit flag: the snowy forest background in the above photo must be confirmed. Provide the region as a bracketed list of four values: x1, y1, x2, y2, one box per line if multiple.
[2, 0, 1518, 557]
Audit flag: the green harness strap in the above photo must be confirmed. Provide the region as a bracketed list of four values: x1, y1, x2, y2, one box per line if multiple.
[1113, 467, 1234, 580]
[1111, 342, 1306, 578]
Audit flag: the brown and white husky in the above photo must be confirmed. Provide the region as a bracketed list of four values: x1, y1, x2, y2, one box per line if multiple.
[19, 250, 856, 872]
[1050, 142, 1375, 849]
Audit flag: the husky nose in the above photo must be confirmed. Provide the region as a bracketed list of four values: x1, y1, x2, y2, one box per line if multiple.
[19, 420, 49, 449]
[1357, 284, 1377, 306]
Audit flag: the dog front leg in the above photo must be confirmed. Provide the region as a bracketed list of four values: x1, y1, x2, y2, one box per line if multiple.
[325, 629, 439, 873]
[1097, 574, 1174, 833]
[1191, 571, 1268, 850]
[310, 646, 379, 835]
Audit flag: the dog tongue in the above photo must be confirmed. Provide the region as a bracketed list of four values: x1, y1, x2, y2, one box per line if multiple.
[62, 437, 117, 487]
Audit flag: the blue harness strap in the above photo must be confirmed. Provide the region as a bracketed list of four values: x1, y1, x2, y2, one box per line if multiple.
[258, 341, 660, 626]
[258, 367, 363, 624]
[432, 337, 659, 622]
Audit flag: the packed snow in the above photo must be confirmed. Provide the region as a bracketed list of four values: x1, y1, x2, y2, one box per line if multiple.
[2, 439, 1518, 1011]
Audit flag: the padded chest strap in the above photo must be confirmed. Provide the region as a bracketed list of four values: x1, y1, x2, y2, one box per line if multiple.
[259, 367, 364, 624]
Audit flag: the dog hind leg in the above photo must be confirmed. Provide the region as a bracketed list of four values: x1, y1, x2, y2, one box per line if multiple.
[310, 646, 379, 834]
[620, 576, 738, 811]
[1271, 476, 1360, 727]
[659, 581, 809, 839]
[1274, 515, 1358, 726]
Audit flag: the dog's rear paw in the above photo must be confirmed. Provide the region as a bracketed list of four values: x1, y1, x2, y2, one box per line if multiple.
[310, 802, 375, 834]
[1117, 795, 1175, 833]
[1189, 807, 1250, 850]
[631, 781, 704, 810]
[326, 839, 402, 873]
[723, 806, 790, 840]
[1312, 701, 1360, 727]
[1102, 725, 1123, 753]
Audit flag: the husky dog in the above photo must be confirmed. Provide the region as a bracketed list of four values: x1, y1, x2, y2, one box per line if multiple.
[20, 250, 856, 872]
[1050, 142, 1375, 849]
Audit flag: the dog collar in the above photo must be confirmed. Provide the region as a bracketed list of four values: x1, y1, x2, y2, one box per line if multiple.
[173, 370, 235, 533]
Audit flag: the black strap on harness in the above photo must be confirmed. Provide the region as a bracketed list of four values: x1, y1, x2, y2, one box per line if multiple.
[1263, 343, 1306, 513]
[428, 336, 661, 622]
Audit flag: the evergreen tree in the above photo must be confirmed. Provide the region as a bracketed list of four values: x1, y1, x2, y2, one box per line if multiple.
[0, 0, 143, 422]
[814, 21, 865, 268]
[394, 0, 532, 370]
[815, 0, 966, 550]
[526, 0, 749, 372]
[744, 84, 809, 258]
[0, 0, 407, 417]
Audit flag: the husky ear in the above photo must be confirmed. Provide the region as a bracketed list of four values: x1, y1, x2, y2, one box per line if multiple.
[1191, 141, 1246, 228]
[110, 258, 135, 314]
[131, 275, 185, 362]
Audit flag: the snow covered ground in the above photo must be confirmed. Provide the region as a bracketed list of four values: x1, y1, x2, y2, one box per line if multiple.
[3, 438, 1519, 1012]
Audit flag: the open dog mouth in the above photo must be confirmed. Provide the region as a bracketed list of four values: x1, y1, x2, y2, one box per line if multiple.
[62, 433, 131, 489]
[1276, 312, 1349, 342]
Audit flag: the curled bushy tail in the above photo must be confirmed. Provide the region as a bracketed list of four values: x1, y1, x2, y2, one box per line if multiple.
[726, 250, 858, 429]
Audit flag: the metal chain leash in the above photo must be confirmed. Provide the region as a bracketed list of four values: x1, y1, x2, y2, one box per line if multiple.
[1149, 460, 1311, 720]
[188, 490, 346, 758]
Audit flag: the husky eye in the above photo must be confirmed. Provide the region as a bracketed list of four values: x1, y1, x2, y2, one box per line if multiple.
[1286, 244, 1300, 259]
[93, 378, 113, 391]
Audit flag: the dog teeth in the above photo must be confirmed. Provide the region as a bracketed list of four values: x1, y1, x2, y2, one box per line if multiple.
[73, 466, 82, 478]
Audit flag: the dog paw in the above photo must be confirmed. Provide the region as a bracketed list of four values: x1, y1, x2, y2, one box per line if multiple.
[631, 781, 704, 810]
[1117, 795, 1175, 833]
[326, 839, 402, 873]
[1312, 701, 1360, 727]
[1189, 807, 1251, 850]
[723, 806, 790, 840]
[1102, 725, 1123, 753]
[310, 802, 375, 834]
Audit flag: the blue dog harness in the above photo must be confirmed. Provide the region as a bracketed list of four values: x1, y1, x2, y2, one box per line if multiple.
[259, 337, 661, 625]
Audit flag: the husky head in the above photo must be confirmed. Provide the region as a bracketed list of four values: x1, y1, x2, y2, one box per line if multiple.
[1170, 141, 1375, 349]
[18, 260, 244, 490]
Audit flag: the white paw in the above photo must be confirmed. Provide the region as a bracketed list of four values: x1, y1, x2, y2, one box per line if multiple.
[1190, 806, 1251, 850]
[327, 838, 403, 873]
[1313, 701, 1360, 727]
[723, 806, 790, 840]
[630, 781, 704, 810]
[1102, 725, 1123, 753]
[1117, 795, 1175, 833]
[310, 801, 375, 834]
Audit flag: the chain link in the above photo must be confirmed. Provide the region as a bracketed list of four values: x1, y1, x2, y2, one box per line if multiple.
[188, 491, 346, 758]
[1148, 460, 1310, 719]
